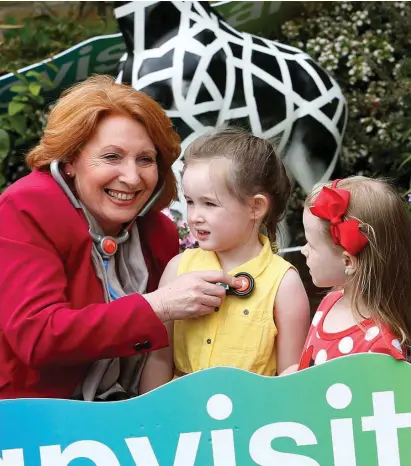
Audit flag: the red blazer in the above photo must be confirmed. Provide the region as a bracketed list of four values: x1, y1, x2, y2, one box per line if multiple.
[0, 170, 179, 399]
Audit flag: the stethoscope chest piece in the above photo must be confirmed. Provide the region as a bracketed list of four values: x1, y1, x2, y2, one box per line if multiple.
[100, 236, 118, 257]
[232, 272, 255, 297]
[89, 229, 129, 259]
[219, 272, 255, 298]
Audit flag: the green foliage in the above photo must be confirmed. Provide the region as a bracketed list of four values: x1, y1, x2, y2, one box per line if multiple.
[0, 70, 52, 191]
[0, 9, 119, 191]
[279, 1, 411, 191]
[0, 13, 118, 73]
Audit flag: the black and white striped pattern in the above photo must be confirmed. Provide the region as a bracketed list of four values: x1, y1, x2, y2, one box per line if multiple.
[115, 1, 347, 225]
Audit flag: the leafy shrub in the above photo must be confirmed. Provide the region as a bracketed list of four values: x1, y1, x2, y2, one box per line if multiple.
[0, 71, 53, 190]
[278, 1, 411, 222]
[0, 10, 118, 74]
[0, 9, 119, 190]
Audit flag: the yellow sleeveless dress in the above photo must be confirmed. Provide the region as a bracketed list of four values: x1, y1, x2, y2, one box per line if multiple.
[174, 235, 294, 376]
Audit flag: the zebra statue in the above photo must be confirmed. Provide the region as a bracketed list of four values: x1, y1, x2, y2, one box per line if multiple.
[114, 1, 347, 244]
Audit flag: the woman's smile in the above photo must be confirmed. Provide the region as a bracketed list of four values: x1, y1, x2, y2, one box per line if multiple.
[66, 113, 158, 235]
[104, 188, 141, 206]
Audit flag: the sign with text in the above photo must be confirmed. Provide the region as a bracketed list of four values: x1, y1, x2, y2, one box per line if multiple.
[0, 354, 410, 465]
[0, 33, 126, 110]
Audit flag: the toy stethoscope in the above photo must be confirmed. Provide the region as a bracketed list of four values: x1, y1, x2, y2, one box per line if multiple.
[217, 272, 254, 298]
[50, 160, 166, 300]
[50, 160, 255, 299]
[50, 160, 164, 255]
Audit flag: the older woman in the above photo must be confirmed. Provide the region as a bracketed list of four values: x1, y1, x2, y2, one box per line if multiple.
[0, 75, 239, 400]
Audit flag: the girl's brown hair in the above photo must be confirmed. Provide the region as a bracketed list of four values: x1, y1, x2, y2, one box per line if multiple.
[183, 126, 291, 246]
[26, 75, 181, 211]
[306, 176, 411, 346]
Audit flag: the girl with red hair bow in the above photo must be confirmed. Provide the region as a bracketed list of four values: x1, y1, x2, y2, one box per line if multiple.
[284, 176, 411, 374]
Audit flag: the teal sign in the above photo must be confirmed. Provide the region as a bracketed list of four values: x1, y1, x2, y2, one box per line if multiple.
[0, 33, 126, 109]
[1, 354, 411, 465]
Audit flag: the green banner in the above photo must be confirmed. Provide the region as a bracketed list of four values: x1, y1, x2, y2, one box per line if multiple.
[0, 33, 126, 110]
[212, 1, 302, 35]
[1, 354, 411, 465]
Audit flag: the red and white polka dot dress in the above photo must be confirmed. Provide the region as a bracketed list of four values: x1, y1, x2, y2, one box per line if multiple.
[299, 291, 406, 370]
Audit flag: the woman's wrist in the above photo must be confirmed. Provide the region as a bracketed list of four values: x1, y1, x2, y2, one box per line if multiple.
[143, 291, 170, 323]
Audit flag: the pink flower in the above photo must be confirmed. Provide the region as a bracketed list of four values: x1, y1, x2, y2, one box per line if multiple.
[161, 208, 198, 250]
[162, 208, 175, 221]
[180, 232, 198, 250]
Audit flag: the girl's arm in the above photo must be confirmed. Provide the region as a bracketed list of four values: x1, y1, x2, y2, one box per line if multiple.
[139, 321, 174, 394]
[274, 269, 310, 374]
[139, 254, 181, 394]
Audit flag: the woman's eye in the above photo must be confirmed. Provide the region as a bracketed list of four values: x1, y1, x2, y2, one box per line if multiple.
[186, 200, 194, 205]
[205, 202, 216, 207]
[103, 153, 121, 161]
[137, 156, 156, 167]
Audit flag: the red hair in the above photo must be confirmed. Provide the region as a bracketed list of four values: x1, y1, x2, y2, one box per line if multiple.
[26, 75, 181, 210]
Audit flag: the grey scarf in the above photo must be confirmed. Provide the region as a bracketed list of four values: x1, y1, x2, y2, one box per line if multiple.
[73, 205, 149, 401]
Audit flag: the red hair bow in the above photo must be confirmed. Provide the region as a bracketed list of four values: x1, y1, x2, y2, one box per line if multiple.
[310, 180, 368, 256]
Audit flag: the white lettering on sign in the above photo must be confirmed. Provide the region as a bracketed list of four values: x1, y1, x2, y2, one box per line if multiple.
[327, 383, 357, 466]
[39, 441, 120, 465]
[76, 45, 93, 81]
[173, 432, 202, 466]
[362, 391, 411, 466]
[95, 44, 127, 73]
[1, 387, 411, 465]
[125, 437, 159, 466]
[249, 422, 319, 466]
[0, 449, 25, 466]
[42, 62, 74, 90]
[0, 38, 126, 109]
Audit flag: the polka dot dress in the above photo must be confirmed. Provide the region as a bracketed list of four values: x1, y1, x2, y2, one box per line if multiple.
[299, 291, 406, 370]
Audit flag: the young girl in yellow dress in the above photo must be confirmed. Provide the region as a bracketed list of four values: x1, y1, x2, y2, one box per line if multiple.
[139, 127, 310, 393]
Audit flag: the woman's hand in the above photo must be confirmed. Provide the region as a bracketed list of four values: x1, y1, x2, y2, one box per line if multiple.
[144, 269, 241, 322]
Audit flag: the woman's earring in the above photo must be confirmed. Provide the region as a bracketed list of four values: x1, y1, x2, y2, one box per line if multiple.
[344, 269, 349, 275]
[66, 172, 71, 177]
